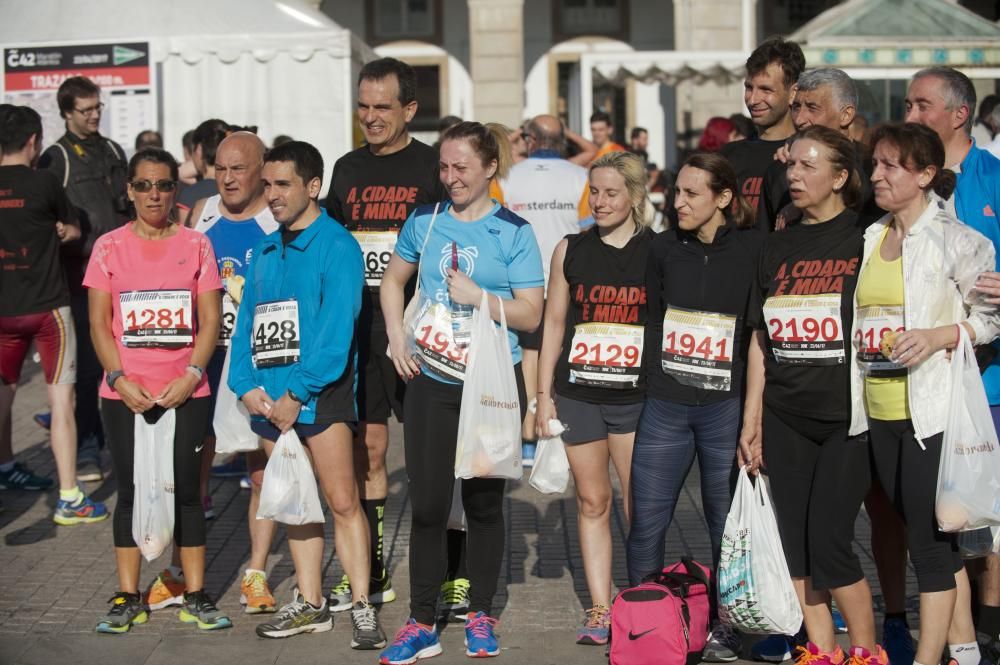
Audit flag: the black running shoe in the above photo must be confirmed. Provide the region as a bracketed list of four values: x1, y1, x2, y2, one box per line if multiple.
[350, 599, 386, 650]
[256, 592, 332, 638]
[95, 592, 149, 634]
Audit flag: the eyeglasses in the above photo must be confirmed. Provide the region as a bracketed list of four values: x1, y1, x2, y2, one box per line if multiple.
[130, 179, 177, 193]
[73, 102, 105, 117]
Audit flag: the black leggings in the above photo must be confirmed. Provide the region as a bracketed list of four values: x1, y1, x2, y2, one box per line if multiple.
[102, 397, 211, 548]
[403, 365, 526, 626]
[763, 405, 872, 590]
[868, 419, 962, 593]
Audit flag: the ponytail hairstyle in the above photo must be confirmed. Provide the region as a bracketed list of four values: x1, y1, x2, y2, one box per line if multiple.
[681, 151, 755, 229]
[589, 150, 651, 230]
[440, 120, 513, 181]
[790, 125, 863, 210]
[869, 122, 956, 200]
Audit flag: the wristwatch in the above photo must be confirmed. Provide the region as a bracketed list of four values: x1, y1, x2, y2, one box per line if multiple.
[287, 388, 304, 403]
[106, 370, 125, 391]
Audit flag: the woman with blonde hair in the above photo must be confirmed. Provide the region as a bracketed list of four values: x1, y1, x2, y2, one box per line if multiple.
[535, 150, 653, 646]
[379, 121, 545, 662]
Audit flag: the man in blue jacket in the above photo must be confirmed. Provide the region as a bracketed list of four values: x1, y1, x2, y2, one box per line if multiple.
[905, 66, 1000, 665]
[228, 141, 384, 649]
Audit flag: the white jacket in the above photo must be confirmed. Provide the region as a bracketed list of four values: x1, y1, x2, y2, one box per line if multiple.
[848, 199, 1000, 444]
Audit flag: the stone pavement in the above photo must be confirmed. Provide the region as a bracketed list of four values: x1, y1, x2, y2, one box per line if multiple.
[0, 362, 917, 665]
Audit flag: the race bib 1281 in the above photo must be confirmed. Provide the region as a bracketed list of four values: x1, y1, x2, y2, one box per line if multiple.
[119, 289, 193, 348]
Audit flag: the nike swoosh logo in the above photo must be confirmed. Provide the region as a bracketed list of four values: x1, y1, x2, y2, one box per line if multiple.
[194, 444, 204, 453]
[628, 628, 656, 640]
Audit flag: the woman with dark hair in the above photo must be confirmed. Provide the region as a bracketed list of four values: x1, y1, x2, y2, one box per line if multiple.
[743, 126, 884, 665]
[627, 151, 761, 661]
[698, 117, 738, 152]
[379, 121, 544, 662]
[534, 151, 653, 647]
[848, 122, 997, 665]
[86, 148, 227, 633]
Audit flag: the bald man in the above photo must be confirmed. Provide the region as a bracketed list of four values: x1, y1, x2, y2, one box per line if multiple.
[143, 132, 281, 616]
[497, 114, 592, 464]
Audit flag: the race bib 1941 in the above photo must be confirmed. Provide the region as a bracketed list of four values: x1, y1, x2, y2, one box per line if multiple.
[855, 304, 906, 377]
[352, 230, 397, 288]
[252, 299, 300, 368]
[415, 302, 468, 381]
[568, 322, 644, 389]
[119, 289, 193, 348]
[763, 293, 845, 365]
[661, 306, 736, 391]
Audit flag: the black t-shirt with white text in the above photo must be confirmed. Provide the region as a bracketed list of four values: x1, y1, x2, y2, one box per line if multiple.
[721, 137, 786, 218]
[0, 165, 76, 316]
[748, 208, 862, 421]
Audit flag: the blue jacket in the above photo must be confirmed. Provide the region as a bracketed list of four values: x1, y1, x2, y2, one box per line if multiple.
[228, 211, 363, 424]
[954, 144, 1000, 404]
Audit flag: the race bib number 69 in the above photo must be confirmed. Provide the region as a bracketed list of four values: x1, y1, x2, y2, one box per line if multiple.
[762, 293, 845, 365]
[353, 231, 397, 288]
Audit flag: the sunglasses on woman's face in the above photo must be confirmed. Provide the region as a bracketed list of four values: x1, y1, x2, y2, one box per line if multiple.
[130, 179, 177, 193]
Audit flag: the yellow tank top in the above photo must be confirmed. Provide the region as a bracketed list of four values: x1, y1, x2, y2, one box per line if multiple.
[856, 228, 909, 421]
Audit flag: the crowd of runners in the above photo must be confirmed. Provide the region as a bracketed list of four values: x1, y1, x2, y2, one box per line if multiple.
[2, 36, 1000, 665]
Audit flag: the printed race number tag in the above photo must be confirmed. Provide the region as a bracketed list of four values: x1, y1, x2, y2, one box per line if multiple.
[855, 305, 906, 377]
[568, 322, 644, 389]
[763, 293, 844, 365]
[353, 231, 397, 288]
[119, 289, 193, 348]
[415, 303, 468, 381]
[661, 306, 736, 391]
[217, 292, 238, 348]
[252, 299, 300, 368]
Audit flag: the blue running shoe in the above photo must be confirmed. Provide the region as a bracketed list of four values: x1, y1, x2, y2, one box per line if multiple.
[210, 455, 247, 477]
[379, 618, 441, 665]
[33, 412, 51, 430]
[465, 611, 499, 658]
[53, 493, 109, 525]
[882, 618, 915, 665]
[750, 627, 807, 663]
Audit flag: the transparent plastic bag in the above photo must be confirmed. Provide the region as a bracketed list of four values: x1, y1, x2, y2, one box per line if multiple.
[718, 468, 803, 635]
[528, 399, 570, 494]
[454, 291, 522, 480]
[133, 409, 176, 561]
[213, 348, 258, 453]
[935, 326, 1000, 533]
[400, 203, 439, 359]
[257, 429, 324, 525]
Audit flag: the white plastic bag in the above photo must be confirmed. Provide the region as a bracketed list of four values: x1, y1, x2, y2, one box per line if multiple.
[935, 325, 1000, 533]
[528, 400, 570, 494]
[133, 409, 176, 562]
[454, 291, 522, 480]
[717, 468, 803, 635]
[213, 348, 258, 454]
[257, 429, 324, 525]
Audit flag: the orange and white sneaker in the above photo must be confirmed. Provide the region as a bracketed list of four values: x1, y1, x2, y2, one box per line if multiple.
[846, 645, 888, 665]
[145, 569, 185, 610]
[240, 570, 276, 614]
[795, 643, 846, 665]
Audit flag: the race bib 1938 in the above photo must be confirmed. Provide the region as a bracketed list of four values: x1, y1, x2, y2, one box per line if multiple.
[352, 230, 397, 288]
[119, 289, 193, 348]
[661, 306, 736, 391]
[568, 322, 644, 389]
[763, 293, 844, 365]
[252, 299, 300, 368]
[415, 302, 468, 381]
[855, 304, 906, 377]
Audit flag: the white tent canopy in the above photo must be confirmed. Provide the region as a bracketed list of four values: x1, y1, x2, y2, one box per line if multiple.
[0, 0, 374, 193]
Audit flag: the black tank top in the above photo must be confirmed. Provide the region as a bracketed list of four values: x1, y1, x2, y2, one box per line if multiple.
[554, 227, 651, 404]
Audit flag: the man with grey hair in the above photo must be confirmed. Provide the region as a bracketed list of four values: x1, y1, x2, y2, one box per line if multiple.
[758, 67, 882, 231]
[905, 64, 1000, 665]
[983, 103, 1000, 159]
[498, 114, 591, 468]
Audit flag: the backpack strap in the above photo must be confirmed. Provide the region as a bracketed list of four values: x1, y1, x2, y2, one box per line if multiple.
[54, 142, 70, 188]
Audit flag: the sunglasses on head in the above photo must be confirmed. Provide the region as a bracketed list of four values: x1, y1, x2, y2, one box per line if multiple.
[130, 179, 177, 193]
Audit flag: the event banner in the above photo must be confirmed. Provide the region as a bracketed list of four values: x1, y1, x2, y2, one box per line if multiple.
[2, 41, 156, 152]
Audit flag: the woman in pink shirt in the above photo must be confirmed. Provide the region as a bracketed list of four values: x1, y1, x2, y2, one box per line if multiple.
[84, 148, 227, 633]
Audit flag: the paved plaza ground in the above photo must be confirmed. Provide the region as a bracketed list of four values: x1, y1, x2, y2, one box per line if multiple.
[0, 362, 915, 665]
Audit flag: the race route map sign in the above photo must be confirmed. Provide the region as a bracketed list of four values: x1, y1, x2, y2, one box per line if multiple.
[2, 41, 156, 152]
